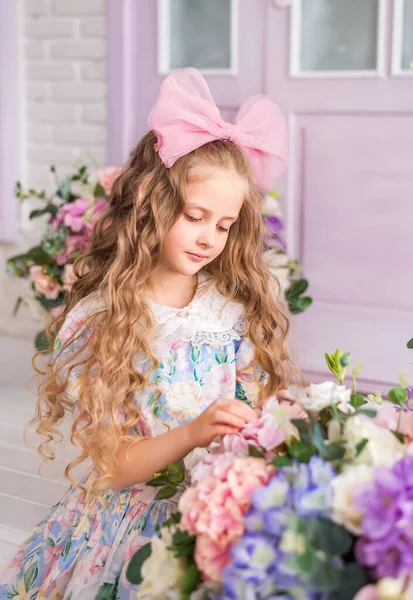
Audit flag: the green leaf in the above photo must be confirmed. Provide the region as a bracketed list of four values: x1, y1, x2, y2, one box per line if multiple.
[289, 440, 314, 462]
[62, 535, 72, 561]
[310, 559, 340, 592]
[313, 422, 327, 454]
[27, 246, 56, 266]
[146, 473, 169, 487]
[94, 182, 105, 197]
[29, 204, 58, 220]
[285, 278, 308, 299]
[167, 463, 185, 485]
[337, 563, 369, 600]
[126, 542, 152, 585]
[46, 537, 55, 547]
[38, 295, 65, 311]
[407, 337, 413, 349]
[391, 430, 405, 443]
[288, 296, 312, 315]
[12, 296, 24, 317]
[388, 387, 408, 406]
[248, 445, 265, 458]
[356, 408, 377, 418]
[295, 549, 316, 574]
[155, 483, 178, 500]
[350, 393, 366, 409]
[56, 176, 72, 202]
[24, 563, 38, 592]
[313, 517, 353, 556]
[35, 330, 51, 352]
[355, 438, 369, 457]
[321, 442, 345, 461]
[340, 353, 351, 368]
[181, 562, 202, 595]
[271, 455, 292, 468]
[290, 419, 310, 434]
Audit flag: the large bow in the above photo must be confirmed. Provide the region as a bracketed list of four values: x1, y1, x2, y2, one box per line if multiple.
[148, 68, 288, 190]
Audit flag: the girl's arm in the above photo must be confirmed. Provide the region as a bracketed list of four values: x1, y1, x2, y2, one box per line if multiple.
[111, 398, 258, 489]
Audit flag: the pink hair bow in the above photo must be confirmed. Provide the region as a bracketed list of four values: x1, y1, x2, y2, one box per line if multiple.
[148, 68, 288, 190]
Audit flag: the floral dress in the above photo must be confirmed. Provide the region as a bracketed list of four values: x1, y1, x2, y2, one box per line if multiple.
[0, 274, 265, 600]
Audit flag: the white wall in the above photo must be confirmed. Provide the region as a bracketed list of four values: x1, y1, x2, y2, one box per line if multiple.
[0, 0, 108, 338]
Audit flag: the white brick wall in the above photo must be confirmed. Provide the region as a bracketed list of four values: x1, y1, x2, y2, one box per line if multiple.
[25, 0, 107, 189]
[0, 0, 108, 337]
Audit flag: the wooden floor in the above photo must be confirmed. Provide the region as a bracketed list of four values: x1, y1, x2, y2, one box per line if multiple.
[0, 335, 69, 577]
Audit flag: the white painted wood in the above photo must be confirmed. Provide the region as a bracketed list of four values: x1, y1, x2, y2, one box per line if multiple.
[392, 0, 413, 76]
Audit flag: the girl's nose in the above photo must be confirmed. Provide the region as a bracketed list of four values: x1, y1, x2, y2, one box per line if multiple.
[197, 225, 216, 249]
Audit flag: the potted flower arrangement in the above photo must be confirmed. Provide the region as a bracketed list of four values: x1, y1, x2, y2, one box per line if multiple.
[7, 167, 311, 350]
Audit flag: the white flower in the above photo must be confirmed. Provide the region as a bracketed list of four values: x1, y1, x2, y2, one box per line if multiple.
[166, 380, 204, 421]
[344, 416, 407, 467]
[293, 381, 352, 413]
[139, 526, 187, 599]
[331, 465, 375, 534]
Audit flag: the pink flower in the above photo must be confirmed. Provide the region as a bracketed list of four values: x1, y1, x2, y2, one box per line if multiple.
[50, 304, 65, 319]
[222, 433, 249, 457]
[62, 263, 77, 291]
[97, 166, 122, 196]
[52, 196, 108, 235]
[57, 233, 89, 265]
[353, 585, 380, 600]
[179, 455, 274, 582]
[191, 452, 235, 485]
[195, 535, 231, 583]
[226, 458, 273, 509]
[30, 265, 61, 300]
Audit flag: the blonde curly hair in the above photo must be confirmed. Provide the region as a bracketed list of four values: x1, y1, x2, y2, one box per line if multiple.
[30, 132, 302, 495]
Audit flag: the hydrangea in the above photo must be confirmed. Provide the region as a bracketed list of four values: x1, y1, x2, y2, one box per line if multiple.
[355, 455, 413, 580]
[221, 457, 337, 600]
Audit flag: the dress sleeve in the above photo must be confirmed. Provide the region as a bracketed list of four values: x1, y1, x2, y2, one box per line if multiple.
[52, 298, 95, 407]
[234, 335, 268, 407]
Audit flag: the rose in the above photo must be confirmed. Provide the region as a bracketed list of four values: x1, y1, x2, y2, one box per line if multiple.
[139, 525, 187, 598]
[30, 265, 61, 300]
[290, 381, 353, 414]
[97, 166, 122, 195]
[330, 464, 375, 534]
[344, 416, 407, 467]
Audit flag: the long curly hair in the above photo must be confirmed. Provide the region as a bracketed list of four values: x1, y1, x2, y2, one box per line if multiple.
[31, 132, 303, 495]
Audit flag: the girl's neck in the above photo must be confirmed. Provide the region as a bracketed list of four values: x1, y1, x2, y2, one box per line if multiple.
[148, 268, 198, 309]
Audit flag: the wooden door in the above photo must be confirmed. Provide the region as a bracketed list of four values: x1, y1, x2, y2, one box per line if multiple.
[265, 0, 413, 391]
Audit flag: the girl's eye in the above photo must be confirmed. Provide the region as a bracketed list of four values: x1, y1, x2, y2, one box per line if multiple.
[185, 214, 202, 223]
[218, 226, 229, 233]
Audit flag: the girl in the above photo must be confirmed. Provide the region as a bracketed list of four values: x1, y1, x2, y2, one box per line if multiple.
[1, 68, 300, 599]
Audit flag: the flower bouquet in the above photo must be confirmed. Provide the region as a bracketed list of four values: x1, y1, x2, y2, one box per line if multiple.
[6, 165, 120, 349]
[126, 350, 413, 600]
[7, 170, 311, 350]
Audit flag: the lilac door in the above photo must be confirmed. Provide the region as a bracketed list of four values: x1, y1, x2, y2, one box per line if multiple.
[108, 0, 413, 391]
[266, 0, 413, 391]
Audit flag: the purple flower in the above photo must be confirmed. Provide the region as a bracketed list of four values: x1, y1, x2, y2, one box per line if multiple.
[263, 215, 287, 252]
[355, 455, 413, 579]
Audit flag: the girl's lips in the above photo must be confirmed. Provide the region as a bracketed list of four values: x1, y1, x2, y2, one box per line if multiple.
[186, 252, 206, 262]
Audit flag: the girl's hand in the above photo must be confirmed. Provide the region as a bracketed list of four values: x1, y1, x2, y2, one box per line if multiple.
[186, 398, 259, 448]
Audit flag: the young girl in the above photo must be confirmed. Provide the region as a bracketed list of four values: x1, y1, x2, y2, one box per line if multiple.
[1, 68, 300, 599]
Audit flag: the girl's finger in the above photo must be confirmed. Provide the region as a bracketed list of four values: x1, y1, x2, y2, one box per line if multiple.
[213, 410, 246, 429]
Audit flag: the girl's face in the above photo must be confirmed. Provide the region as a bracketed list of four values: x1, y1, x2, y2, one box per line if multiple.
[160, 166, 246, 277]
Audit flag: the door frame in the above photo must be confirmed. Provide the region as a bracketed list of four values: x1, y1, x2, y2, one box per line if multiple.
[0, 0, 20, 242]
